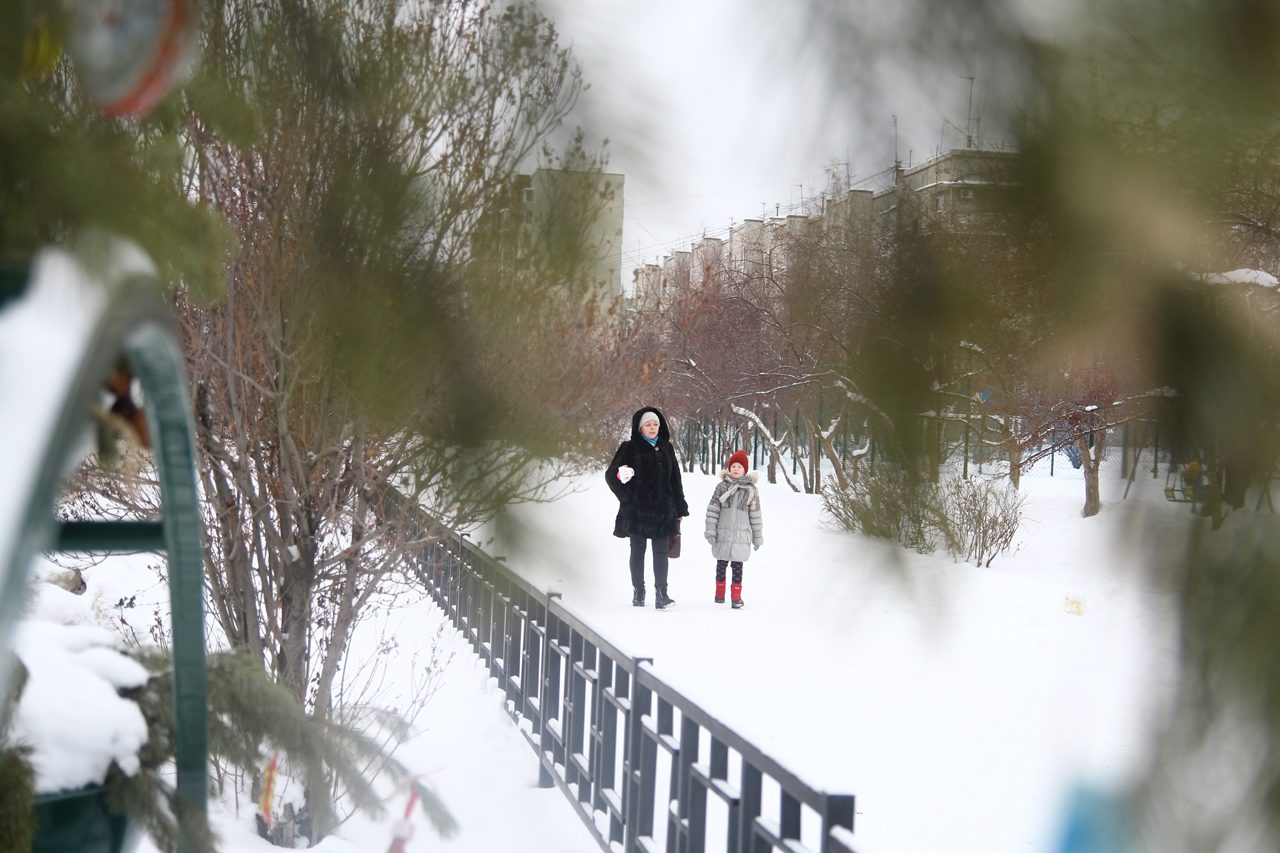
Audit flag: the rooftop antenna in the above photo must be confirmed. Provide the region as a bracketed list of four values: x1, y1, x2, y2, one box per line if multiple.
[892, 114, 900, 168]
[960, 75, 976, 147]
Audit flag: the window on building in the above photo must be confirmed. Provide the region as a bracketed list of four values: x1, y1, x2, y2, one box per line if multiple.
[935, 195, 946, 212]
[522, 187, 534, 204]
[959, 187, 975, 200]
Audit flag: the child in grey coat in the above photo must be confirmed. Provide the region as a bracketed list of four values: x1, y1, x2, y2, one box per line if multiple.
[704, 450, 763, 608]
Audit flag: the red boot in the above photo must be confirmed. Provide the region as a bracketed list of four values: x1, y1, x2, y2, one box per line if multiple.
[715, 579, 726, 604]
[730, 583, 744, 609]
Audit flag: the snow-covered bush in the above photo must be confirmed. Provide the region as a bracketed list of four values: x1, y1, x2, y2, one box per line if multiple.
[822, 471, 1023, 565]
[821, 470, 950, 554]
[939, 477, 1025, 567]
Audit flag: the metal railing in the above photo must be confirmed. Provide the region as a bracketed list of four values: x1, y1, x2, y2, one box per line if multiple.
[412, 528, 858, 853]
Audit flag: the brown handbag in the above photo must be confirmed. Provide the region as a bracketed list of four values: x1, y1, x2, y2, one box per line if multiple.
[667, 520, 681, 559]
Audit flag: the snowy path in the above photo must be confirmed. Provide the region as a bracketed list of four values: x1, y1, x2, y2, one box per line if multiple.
[479, 468, 1183, 853]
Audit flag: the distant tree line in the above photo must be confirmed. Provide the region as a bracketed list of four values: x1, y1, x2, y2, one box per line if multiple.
[622, 111, 1280, 523]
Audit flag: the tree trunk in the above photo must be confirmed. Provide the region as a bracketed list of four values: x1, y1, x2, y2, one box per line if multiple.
[927, 414, 941, 484]
[1007, 441, 1022, 490]
[1077, 428, 1106, 517]
[278, 556, 314, 704]
[809, 428, 820, 493]
[819, 430, 850, 491]
[811, 415, 851, 492]
[1004, 420, 1022, 490]
[789, 428, 812, 493]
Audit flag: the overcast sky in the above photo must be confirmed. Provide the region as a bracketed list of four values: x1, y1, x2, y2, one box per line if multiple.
[542, 1, 1016, 288]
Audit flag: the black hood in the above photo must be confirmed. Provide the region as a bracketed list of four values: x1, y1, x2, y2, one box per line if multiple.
[630, 406, 671, 441]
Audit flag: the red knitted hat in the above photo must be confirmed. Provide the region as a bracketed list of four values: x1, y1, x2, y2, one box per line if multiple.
[727, 450, 749, 472]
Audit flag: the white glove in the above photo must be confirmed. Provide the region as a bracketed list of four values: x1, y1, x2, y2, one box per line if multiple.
[617, 465, 635, 484]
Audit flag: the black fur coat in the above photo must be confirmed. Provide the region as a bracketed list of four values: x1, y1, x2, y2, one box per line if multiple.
[605, 407, 689, 539]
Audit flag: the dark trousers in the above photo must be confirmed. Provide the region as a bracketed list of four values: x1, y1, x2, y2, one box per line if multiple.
[629, 535, 668, 589]
[715, 560, 744, 584]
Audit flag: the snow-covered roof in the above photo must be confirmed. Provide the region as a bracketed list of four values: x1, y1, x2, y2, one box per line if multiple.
[911, 177, 1000, 192]
[1201, 268, 1280, 289]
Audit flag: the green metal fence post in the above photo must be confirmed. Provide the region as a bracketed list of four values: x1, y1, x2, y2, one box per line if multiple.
[3, 271, 208, 853]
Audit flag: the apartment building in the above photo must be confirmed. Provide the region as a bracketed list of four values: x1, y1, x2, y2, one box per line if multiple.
[632, 147, 1015, 315]
[873, 148, 1018, 231]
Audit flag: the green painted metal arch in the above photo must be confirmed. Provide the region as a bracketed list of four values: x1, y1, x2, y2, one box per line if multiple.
[120, 308, 210, 845]
[2, 267, 208, 852]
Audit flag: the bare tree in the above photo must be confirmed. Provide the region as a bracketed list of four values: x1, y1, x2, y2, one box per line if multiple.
[154, 0, 604, 834]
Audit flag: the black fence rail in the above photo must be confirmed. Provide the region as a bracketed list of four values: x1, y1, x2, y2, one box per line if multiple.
[413, 528, 858, 853]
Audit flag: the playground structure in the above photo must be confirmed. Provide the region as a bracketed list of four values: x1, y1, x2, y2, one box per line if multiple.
[0, 248, 208, 852]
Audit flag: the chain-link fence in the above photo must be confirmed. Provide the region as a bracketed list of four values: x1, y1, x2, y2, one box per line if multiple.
[676, 414, 1278, 515]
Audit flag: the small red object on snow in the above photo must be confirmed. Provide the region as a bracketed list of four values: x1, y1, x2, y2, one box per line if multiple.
[258, 753, 279, 826]
[385, 786, 420, 853]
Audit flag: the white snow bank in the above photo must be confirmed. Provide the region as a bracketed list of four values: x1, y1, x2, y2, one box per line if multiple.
[1202, 268, 1279, 289]
[11, 614, 150, 792]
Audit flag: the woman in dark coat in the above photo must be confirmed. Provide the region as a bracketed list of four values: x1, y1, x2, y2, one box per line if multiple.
[606, 407, 689, 609]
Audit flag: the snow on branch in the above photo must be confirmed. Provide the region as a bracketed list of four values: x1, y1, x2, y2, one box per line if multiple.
[846, 420, 871, 460]
[1200, 268, 1279, 290]
[1016, 387, 1167, 467]
[730, 404, 801, 492]
[832, 378, 891, 426]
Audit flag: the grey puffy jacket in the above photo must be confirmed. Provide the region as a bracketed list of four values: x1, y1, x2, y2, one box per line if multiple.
[704, 471, 763, 562]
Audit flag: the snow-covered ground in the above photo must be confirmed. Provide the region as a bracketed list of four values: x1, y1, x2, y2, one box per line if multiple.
[476, 460, 1188, 853]
[16, 453, 1200, 853]
[131, 609, 600, 853]
[24, 554, 600, 853]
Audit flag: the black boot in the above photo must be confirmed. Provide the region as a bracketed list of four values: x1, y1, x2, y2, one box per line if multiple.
[632, 586, 645, 607]
[655, 585, 675, 610]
